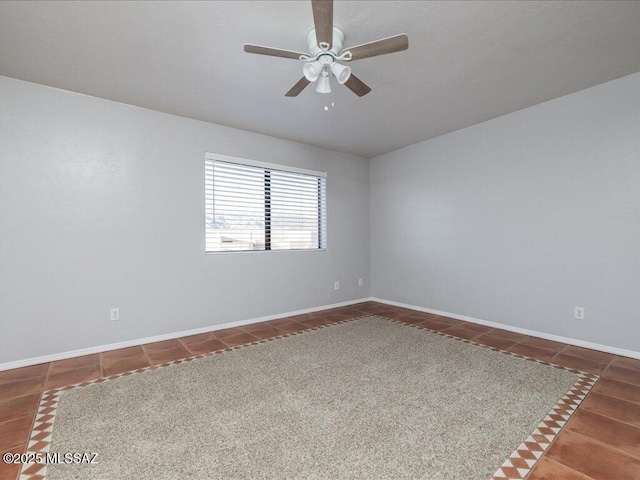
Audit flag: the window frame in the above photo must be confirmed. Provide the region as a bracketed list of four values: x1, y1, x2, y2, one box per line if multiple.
[204, 153, 327, 255]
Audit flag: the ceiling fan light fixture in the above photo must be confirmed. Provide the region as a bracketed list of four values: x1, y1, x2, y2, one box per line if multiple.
[303, 60, 323, 82]
[330, 62, 351, 84]
[244, 1, 409, 98]
[315, 74, 331, 93]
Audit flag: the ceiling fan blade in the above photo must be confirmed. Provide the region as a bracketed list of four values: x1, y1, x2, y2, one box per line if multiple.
[285, 77, 311, 97]
[312, 0, 333, 49]
[344, 74, 371, 97]
[244, 44, 306, 60]
[343, 34, 409, 61]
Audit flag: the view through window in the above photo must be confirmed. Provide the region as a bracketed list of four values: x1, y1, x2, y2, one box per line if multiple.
[205, 154, 327, 253]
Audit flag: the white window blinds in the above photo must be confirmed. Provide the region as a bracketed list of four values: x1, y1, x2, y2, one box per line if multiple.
[205, 154, 327, 253]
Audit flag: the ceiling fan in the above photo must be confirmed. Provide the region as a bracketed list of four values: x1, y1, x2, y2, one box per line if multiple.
[243, 0, 409, 97]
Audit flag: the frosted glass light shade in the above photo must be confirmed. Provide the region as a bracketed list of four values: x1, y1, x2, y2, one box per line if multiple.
[303, 61, 323, 82]
[331, 62, 352, 84]
[315, 75, 331, 93]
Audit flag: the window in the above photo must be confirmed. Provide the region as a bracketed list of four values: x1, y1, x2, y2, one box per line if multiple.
[205, 153, 327, 253]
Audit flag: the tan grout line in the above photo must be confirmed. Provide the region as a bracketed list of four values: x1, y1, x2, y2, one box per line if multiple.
[555, 342, 573, 356]
[602, 357, 615, 377]
[176, 334, 215, 353]
[42, 361, 53, 392]
[437, 324, 464, 334]
[599, 374, 640, 389]
[548, 359, 610, 379]
[0, 413, 37, 451]
[470, 331, 486, 341]
[564, 426, 640, 463]
[582, 353, 621, 396]
[578, 394, 640, 430]
[98, 353, 104, 378]
[553, 343, 613, 364]
[573, 399, 640, 431]
[592, 351, 617, 369]
[511, 335, 565, 358]
[508, 334, 531, 349]
[0, 439, 27, 454]
[18, 400, 40, 479]
[542, 456, 596, 480]
[98, 352, 104, 365]
[601, 355, 620, 379]
[588, 387, 640, 407]
[0, 439, 29, 480]
[552, 347, 616, 366]
[139, 347, 152, 366]
[549, 350, 562, 364]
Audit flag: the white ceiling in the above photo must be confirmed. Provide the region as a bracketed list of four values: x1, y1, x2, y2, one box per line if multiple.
[1, 1, 640, 158]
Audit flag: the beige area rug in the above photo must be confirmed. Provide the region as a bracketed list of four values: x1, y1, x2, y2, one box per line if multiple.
[46, 316, 578, 479]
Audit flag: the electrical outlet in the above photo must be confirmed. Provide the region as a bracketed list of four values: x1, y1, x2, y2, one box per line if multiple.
[110, 308, 120, 322]
[334, 281, 340, 290]
[574, 306, 584, 320]
[358, 278, 363, 287]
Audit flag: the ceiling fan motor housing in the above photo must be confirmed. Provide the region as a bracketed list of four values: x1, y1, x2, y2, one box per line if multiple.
[307, 27, 345, 57]
[304, 27, 352, 89]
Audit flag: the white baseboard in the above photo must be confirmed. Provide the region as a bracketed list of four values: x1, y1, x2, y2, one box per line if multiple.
[0, 298, 370, 372]
[370, 297, 640, 360]
[4, 296, 638, 372]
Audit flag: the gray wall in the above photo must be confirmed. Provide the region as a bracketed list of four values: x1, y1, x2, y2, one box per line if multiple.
[370, 72, 640, 352]
[0, 76, 370, 364]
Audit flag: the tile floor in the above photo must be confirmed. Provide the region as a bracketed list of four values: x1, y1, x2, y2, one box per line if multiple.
[1, 301, 639, 480]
